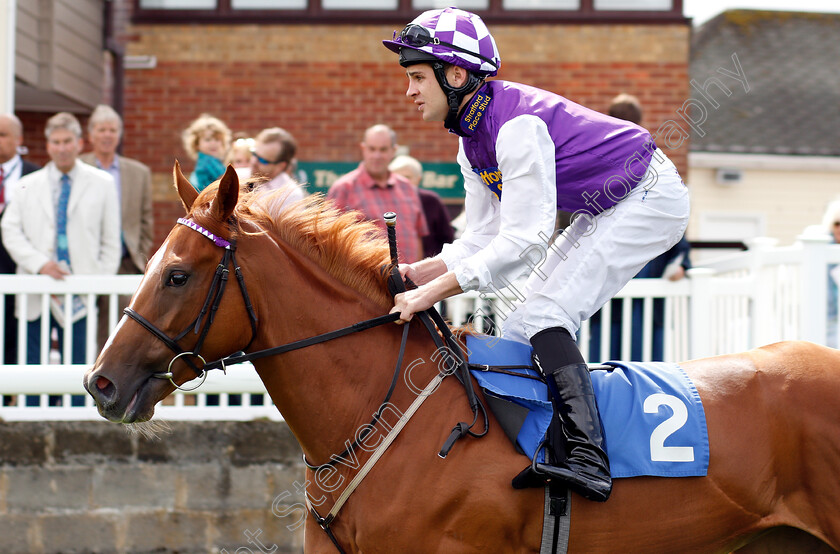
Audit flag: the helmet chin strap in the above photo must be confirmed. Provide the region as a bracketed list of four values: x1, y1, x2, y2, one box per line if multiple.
[430, 61, 484, 130]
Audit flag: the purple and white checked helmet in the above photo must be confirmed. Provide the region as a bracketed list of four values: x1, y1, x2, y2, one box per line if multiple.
[383, 7, 501, 77]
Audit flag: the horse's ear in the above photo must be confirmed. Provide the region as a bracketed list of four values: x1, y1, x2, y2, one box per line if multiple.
[212, 164, 239, 221]
[173, 160, 198, 213]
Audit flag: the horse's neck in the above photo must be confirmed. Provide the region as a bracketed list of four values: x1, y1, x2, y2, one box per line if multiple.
[248, 238, 419, 464]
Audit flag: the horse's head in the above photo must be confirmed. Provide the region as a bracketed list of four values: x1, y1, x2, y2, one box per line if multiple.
[84, 162, 255, 423]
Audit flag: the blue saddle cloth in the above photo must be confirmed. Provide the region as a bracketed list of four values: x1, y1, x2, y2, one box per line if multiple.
[466, 335, 710, 478]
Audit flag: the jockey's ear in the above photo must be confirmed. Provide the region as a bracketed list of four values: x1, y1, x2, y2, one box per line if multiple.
[212, 164, 239, 222]
[174, 160, 198, 213]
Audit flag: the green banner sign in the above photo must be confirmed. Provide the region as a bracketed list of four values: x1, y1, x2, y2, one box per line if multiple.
[295, 161, 465, 200]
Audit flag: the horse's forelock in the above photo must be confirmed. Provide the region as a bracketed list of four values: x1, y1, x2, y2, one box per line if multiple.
[185, 182, 257, 240]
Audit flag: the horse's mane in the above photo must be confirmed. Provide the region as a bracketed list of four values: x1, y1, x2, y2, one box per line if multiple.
[220, 188, 394, 308]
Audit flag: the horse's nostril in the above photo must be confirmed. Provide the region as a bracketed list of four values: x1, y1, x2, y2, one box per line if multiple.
[92, 375, 117, 404]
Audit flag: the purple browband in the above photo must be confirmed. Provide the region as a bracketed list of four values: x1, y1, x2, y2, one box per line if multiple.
[177, 218, 231, 249]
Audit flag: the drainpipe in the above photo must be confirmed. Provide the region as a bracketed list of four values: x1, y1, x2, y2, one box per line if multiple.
[0, 0, 16, 112]
[103, 0, 125, 153]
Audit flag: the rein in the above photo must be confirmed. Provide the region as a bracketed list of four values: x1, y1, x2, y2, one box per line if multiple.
[126, 214, 488, 554]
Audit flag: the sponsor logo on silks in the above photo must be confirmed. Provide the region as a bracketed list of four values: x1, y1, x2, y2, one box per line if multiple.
[473, 166, 503, 200]
[461, 91, 492, 133]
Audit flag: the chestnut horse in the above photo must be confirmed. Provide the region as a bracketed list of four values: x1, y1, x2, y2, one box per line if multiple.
[85, 166, 840, 553]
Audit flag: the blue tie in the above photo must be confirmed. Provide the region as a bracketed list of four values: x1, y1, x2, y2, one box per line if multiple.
[56, 173, 71, 267]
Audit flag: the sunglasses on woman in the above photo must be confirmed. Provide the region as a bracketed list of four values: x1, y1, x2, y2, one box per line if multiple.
[250, 149, 283, 165]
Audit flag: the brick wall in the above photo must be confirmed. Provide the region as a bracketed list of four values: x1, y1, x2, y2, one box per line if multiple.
[0, 421, 306, 554]
[19, 1, 690, 252]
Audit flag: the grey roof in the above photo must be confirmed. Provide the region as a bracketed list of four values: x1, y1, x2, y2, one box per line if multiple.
[690, 10, 840, 156]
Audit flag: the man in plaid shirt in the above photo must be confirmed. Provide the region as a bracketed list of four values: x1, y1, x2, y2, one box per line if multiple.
[327, 124, 428, 263]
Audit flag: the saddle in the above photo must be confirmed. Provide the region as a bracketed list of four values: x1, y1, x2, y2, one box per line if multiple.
[466, 334, 710, 479]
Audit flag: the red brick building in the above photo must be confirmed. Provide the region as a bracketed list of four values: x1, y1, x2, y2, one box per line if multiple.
[16, 0, 690, 251]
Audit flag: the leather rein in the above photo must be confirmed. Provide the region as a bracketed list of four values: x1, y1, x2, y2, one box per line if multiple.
[123, 215, 488, 553]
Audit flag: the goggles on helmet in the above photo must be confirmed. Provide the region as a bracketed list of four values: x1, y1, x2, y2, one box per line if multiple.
[394, 24, 499, 72]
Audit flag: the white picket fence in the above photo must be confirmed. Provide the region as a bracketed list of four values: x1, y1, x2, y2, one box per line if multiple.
[2, 232, 838, 421]
[0, 273, 281, 422]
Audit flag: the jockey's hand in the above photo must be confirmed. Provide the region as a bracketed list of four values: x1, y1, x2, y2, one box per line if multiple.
[391, 289, 430, 324]
[390, 272, 463, 324]
[397, 263, 417, 284]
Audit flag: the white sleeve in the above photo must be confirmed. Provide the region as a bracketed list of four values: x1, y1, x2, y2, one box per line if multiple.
[443, 115, 557, 292]
[438, 141, 500, 269]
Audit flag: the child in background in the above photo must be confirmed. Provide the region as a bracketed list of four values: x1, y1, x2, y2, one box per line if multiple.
[181, 114, 231, 192]
[228, 135, 255, 181]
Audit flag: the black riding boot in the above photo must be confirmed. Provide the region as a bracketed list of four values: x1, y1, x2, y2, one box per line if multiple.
[531, 328, 612, 502]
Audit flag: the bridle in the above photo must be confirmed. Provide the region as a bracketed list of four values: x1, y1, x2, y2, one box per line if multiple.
[124, 217, 409, 392]
[123, 213, 489, 553]
[124, 217, 258, 391]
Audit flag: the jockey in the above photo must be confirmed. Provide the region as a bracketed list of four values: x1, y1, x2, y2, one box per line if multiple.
[383, 7, 689, 502]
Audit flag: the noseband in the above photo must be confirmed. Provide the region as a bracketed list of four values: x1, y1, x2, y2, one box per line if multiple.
[124, 217, 258, 391]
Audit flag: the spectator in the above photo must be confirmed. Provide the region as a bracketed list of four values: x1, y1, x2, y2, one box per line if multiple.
[0, 112, 121, 367]
[0, 113, 40, 364]
[80, 105, 154, 349]
[181, 114, 231, 192]
[624, 235, 692, 361]
[820, 200, 840, 348]
[587, 92, 692, 362]
[607, 92, 643, 125]
[327, 125, 428, 263]
[388, 155, 454, 258]
[249, 127, 306, 210]
[229, 134, 254, 181]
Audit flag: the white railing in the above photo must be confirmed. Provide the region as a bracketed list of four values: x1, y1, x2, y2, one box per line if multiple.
[3, 233, 838, 421]
[0, 275, 143, 365]
[444, 232, 840, 362]
[445, 277, 695, 363]
[0, 363, 280, 422]
[0, 274, 278, 422]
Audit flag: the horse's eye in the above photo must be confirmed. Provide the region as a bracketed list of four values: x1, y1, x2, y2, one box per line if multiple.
[167, 272, 189, 287]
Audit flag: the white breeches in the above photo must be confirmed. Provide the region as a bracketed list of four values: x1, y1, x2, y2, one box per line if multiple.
[501, 149, 690, 344]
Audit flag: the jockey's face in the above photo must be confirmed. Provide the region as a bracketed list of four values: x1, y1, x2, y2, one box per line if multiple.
[406, 63, 448, 122]
[405, 63, 470, 122]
